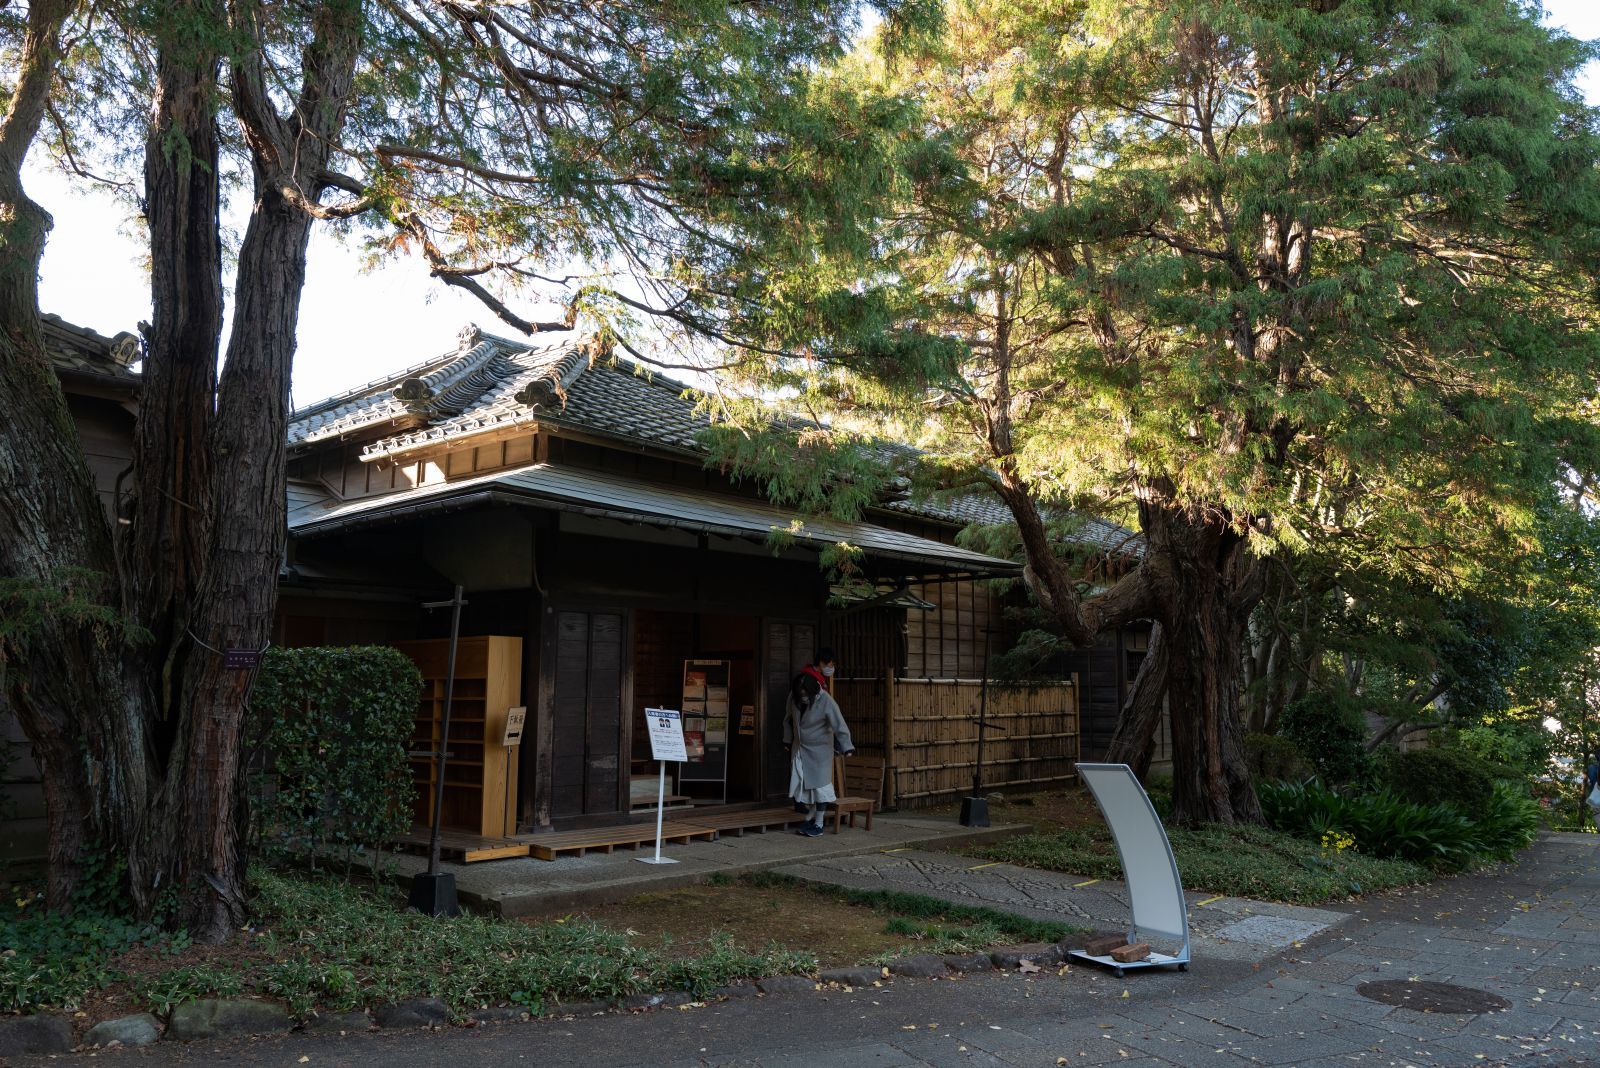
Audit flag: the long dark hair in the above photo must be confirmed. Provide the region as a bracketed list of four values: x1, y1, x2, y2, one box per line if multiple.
[790, 670, 821, 715]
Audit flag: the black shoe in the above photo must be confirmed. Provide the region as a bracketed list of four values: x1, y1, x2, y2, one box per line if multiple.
[802, 822, 825, 838]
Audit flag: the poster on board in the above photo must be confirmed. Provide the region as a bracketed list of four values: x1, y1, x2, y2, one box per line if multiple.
[644, 708, 688, 763]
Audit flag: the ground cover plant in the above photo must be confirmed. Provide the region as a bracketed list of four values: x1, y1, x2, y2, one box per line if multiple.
[971, 822, 1431, 906]
[3, 867, 1083, 1025]
[2, 868, 812, 1022]
[1258, 780, 1541, 868]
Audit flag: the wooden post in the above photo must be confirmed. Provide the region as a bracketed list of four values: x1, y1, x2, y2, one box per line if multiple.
[883, 669, 898, 809]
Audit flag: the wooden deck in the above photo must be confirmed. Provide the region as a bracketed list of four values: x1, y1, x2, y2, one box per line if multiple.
[669, 805, 806, 836]
[517, 805, 809, 861]
[392, 826, 531, 863]
[518, 821, 719, 860]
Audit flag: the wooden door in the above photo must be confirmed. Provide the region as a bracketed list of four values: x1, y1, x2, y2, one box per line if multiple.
[544, 607, 630, 819]
[762, 618, 816, 798]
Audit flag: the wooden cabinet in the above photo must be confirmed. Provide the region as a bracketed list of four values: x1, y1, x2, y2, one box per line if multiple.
[394, 636, 523, 838]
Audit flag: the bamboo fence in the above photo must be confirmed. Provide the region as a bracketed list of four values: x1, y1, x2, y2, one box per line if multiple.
[834, 674, 1079, 809]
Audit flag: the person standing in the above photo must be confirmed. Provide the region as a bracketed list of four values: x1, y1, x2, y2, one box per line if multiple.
[784, 667, 853, 837]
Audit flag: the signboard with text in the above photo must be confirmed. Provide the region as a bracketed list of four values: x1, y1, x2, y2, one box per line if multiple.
[644, 708, 687, 763]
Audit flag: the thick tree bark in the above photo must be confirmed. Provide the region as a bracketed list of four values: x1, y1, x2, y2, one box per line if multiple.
[112, 8, 231, 927]
[1137, 485, 1264, 826]
[1102, 622, 1167, 780]
[0, 0, 133, 911]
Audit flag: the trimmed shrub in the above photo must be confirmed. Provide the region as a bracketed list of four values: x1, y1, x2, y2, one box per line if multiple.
[249, 646, 422, 873]
[1382, 746, 1500, 815]
[1277, 692, 1372, 785]
[1244, 731, 1311, 783]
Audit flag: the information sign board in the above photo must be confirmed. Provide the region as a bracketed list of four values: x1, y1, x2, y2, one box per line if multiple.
[502, 706, 527, 748]
[645, 708, 687, 762]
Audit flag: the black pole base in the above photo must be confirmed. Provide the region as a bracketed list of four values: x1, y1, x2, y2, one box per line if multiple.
[959, 796, 991, 828]
[406, 872, 460, 917]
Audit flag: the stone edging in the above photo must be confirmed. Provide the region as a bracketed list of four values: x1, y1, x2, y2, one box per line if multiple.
[2, 938, 1084, 1055]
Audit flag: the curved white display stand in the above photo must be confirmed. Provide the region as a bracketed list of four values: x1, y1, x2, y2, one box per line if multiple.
[1068, 762, 1191, 977]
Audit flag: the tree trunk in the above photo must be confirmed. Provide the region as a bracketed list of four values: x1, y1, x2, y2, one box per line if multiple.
[1103, 622, 1167, 780]
[1138, 487, 1264, 827]
[0, 0, 135, 911]
[112, 13, 231, 927]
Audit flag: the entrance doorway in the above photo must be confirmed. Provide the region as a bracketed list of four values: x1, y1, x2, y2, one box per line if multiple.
[632, 611, 763, 805]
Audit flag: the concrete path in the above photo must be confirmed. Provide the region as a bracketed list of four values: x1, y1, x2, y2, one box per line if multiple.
[23, 834, 1599, 1067]
[412, 814, 1026, 917]
[778, 848, 1348, 965]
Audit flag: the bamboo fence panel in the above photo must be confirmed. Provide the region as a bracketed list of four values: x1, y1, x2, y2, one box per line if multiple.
[887, 677, 1078, 808]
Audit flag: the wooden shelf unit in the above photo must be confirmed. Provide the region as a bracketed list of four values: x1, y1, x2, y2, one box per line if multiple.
[394, 636, 523, 839]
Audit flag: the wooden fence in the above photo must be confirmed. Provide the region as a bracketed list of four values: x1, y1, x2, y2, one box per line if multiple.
[833, 674, 1079, 810]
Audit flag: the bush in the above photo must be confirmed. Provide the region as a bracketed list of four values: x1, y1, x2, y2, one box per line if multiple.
[249, 646, 423, 873]
[1278, 692, 1372, 785]
[1258, 779, 1538, 870]
[1244, 732, 1311, 783]
[1471, 782, 1541, 859]
[1382, 746, 1499, 815]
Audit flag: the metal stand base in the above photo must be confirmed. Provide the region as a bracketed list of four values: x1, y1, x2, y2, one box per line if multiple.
[1068, 948, 1189, 979]
[635, 856, 680, 865]
[959, 796, 990, 827]
[407, 872, 460, 917]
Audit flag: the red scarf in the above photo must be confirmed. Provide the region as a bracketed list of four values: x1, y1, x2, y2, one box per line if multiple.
[802, 665, 828, 688]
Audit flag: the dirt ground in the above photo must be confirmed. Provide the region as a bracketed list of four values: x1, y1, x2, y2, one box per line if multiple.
[543, 880, 970, 967]
[923, 784, 1106, 834]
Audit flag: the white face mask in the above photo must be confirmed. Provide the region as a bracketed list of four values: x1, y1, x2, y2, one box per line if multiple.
[821, 665, 835, 678]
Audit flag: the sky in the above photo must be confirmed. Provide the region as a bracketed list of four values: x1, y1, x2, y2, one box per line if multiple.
[29, 0, 1600, 410]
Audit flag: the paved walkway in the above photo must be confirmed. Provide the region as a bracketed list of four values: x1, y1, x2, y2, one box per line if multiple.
[778, 848, 1348, 964]
[407, 813, 1025, 917]
[24, 834, 1599, 1067]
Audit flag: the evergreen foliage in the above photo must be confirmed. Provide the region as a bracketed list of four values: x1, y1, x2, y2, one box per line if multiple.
[1278, 692, 1371, 786]
[693, 0, 1600, 825]
[1381, 746, 1501, 815]
[248, 647, 423, 875]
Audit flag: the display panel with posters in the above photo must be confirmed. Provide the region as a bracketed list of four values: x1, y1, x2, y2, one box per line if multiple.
[677, 659, 730, 801]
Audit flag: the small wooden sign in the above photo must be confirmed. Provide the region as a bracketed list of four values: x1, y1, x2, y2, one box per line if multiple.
[502, 706, 527, 748]
[223, 649, 262, 670]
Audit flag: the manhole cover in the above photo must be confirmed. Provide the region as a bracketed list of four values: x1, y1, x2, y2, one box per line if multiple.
[1356, 980, 1510, 1014]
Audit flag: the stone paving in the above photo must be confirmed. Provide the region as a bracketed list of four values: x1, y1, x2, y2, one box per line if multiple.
[411, 813, 1026, 917]
[778, 848, 1349, 964]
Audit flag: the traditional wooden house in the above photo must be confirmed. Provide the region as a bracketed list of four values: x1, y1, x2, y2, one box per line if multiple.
[279, 325, 1115, 833]
[9, 317, 1149, 863]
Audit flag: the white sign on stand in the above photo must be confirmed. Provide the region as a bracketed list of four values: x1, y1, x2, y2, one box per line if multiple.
[639, 709, 686, 864]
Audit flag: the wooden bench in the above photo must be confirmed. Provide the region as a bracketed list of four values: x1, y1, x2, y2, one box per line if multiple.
[831, 754, 886, 833]
[520, 821, 718, 860]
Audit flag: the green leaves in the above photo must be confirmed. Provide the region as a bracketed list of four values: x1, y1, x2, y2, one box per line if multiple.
[248, 646, 423, 874]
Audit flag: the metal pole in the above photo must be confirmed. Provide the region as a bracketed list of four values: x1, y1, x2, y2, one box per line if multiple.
[426, 585, 466, 878]
[654, 761, 667, 862]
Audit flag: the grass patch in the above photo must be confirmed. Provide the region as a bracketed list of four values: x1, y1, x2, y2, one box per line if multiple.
[742, 870, 1085, 943]
[972, 822, 1432, 905]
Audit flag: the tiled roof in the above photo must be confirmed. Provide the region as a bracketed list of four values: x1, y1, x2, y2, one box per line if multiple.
[288, 462, 1020, 575]
[286, 325, 709, 457]
[42, 314, 141, 383]
[290, 323, 1141, 556]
